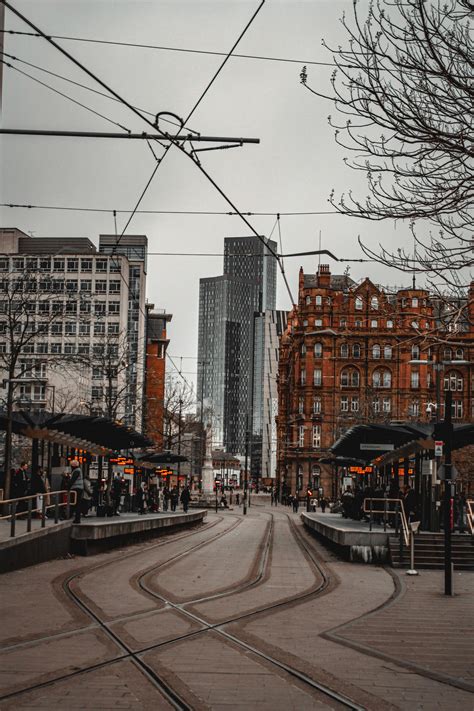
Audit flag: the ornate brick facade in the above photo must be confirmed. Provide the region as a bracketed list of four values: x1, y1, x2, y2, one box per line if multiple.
[276, 265, 473, 498]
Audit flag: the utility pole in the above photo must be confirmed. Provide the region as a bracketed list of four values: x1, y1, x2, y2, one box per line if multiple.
[177, 396, 183, 492]
[442, 390, 453, 596]
[243, 414, 249, 515]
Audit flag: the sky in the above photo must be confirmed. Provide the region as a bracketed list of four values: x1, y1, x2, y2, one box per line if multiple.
[1, 0, 417, 392]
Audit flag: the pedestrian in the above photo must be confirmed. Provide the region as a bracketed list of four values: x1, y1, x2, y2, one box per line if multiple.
[14, 462, 30, 511]
[30, 468, 47, 517]
[320, 497, 327, 513]
[112, 474, 122, 516]
[170, 486, 178, 512]
[135, 484, 145, 514]
[403, 485, 416, 523]
[163, 485, 170, 512]
[69, 459, 84, 524]
[292, 495, 299, 513]
[180, 485, 191, 513]
[236, 492, 240, 506]
[82, 474, 93, 517]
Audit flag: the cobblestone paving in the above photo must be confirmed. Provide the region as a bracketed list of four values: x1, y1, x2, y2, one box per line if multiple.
[0, 507, 472, 710]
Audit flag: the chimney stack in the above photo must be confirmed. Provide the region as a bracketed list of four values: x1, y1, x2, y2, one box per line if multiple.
[317, 264, 331, 287]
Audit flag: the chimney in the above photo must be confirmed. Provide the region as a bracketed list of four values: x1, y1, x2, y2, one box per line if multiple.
[317, 264, 331, 287]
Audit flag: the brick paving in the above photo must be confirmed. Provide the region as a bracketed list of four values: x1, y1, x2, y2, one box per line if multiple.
[0, 506, 472, 710]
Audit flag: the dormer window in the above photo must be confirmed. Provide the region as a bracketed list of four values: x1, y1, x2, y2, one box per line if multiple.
[370, 296, 379, 310]
[355, 296, 363, 311]
[315, 295, 322, 306]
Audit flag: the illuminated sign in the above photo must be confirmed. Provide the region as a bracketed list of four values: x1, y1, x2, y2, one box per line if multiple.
[110, 456, 134, 466]
[349, 466, 374, 474]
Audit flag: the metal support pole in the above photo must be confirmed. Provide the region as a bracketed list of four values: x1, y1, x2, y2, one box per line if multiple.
[406, 531, 418, 576]
[444, 390, 453, 596]
[27, 498, 32, 532]
[41, 495, 46, 528]
[54, 493, 59, 523]
[383, 498, 387, 532]
[66, 492, 70, 520]
[10, 502, 16, 537]
[369, 498, 373, 531]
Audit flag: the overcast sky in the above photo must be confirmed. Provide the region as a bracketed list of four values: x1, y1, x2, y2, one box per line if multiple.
[1, 0, 417, 390]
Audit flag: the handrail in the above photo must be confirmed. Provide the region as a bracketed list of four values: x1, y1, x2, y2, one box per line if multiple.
[0, 489, 76, 519]
[0, 489, 77, 537]
[467, 499, 474, 536]
[363, 498, 410, 546]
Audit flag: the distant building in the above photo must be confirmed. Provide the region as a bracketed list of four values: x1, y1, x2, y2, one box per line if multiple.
[251, 309, 287, 485]
[277, 264, 474, 498]
[197, 236, 277, 456]
[0, 228, 147, 430]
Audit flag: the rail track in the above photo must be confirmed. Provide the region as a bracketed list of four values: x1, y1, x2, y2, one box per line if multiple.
[0, 510, 365, 710]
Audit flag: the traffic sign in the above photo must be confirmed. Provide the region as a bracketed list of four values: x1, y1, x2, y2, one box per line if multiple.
[434, 440, 443, 456]
[437, 464, 458, 481]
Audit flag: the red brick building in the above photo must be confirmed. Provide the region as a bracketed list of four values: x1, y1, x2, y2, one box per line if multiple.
[276, 265, 473, 498]
[144, 306, 172, 448]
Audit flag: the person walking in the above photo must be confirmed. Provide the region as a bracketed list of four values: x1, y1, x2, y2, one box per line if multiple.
[162, 486, 170, 512]
[292, 495, 299, 513]
[111, 474, 122, 516]
[236, 492, 240, 506]
[180, 485, 191, 513]
[320, 497, 327, 513]
[30, 468, 47, 518]
[170, 486, 178, 512]
[69, 459, 84, 524]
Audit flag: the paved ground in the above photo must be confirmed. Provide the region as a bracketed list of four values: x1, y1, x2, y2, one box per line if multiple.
[0, 505, 472, 710]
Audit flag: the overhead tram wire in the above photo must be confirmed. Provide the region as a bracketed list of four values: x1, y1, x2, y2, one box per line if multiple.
[0, 59, 131, 132]
[0, 28, 358, 68]
[0, 50, 200, 134]
[0, 203, 340, 216]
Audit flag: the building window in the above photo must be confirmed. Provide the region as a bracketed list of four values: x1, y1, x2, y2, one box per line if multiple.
[306, 295, 311, 305]
[383, 397, 391, 412]
[314, 342, 322, 358]
[92, 366, 103, 380]
[340, 396, 349, 412]
[340, 318, 347, 328]
[51, 343, 62, 354]
[80, 279, 92, 292]
[314, 368, 322, 386]
[298, 397, 304, 414]
[299, 425, 305, 447]
[370, 296, 379, 310]
[313, 396, 321, 414]
[373, 398, 381, 413]
[410, 400, 420, 417]
[51, 322, 63, 335]
[108, 323, 119, 335]
[455, 348, 464, 360]
[372, 344, 381, 359]
[95, 302, 106, 316]
[314, 319, 322, 327]
[351, 396, 359, 412]
[96, 259, 108, 273]
[91, 386, 103, 400]
[373, 369, 391, 388]
[411, 371, 420, 389]
[312, 425, 321, 448]
[94, 323, 106, 336]
[39, 258, 50, 272]
[312, 465, 321, 490]
[452, 400, 463, 419]
[78, 344, 89, 355]
[300, 369, 306, 385]
[36, 343, 48, 354]
[53, 258, 65, 271]
[355, 296, 363, 310]
[315, 295, 322, 306]
[67, 258, 78, 272]
[81, 259, 93, 272]
[411, 344, 421, 360]
[65, 322, 77, 336]
[411, 321, 419, 330]
[387, 319, 393, 329]
[443, 347, 452, 361]
[80, 301, 91, 314]
[444, 372, 463, 391]
[341, 368, 360, 387]
[108, 301, 120, 314]
[13, 258, 25, 270]
[303, 320, 308, 327]
[109, 280, 121, 293]
[355, 319, 362, 328]
[383, 345, 392, 359]
[301, 343, 306, 356]
[340, 343, 349, 358]
[371, 319, 378, 329]
[0, 258, 9, 271]
[79, 323, 90, 336]
[352, 343, 361, 358]
[66, 279, 78, 292]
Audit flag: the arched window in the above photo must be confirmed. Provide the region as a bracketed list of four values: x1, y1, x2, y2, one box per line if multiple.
[444, 371, 463, 391]
[301, 343, 306, 356]
[352, 343, 361, 358]
[305, 295, 311, 305]
[355, 295, 363, 311]
[372, 344, 381, 359]
[411, 344, 420, 360]
[315, 295, 322, 306]
[340, 343, 349, 358]
[443, 347, 452, 361]
[383, 345, 392, 359]
[370, 296, 379, 310]
[372, 368, 392, 388]
[340, 367, 360, 387]
[314, 342, 322, 358]
[455, 348, 464, 360]
[312, 465, 321, 490]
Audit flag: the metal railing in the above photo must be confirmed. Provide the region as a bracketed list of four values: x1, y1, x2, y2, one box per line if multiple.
[0, 490, 77, 538]
[467, 500, 474, 536]
[363, 498, 410, 546]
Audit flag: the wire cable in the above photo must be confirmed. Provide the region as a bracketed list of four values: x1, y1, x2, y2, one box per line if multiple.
[0, 28, 356, 68]
[0, 203, 340, 216]
[0, 59, 131, 132]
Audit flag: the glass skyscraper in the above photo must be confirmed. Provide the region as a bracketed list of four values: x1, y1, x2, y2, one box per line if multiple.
[197, 236, 277, 457]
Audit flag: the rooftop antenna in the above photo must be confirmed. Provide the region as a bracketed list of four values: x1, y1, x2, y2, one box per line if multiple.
[412, 234, 416, 289]
[318, 230, 322, 268]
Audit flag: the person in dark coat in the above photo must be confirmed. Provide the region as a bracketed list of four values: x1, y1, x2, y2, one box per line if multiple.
[69, 459, 84, 524]
[135, 485, 145, 514]
[111, 474, 122, 515]
[341, 487, 354, 519]
[320, 497, 327, 513]
[292, 495, 299, 513]
[403, 485, 416, 523]
[180, 486, 191, 513]
[30, 468, 47, 517]
[162, 486, 170, 511]
[170, 486, 178, 512]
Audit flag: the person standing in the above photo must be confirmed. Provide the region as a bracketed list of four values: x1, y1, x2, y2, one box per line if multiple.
[30, 468, 47, 517]
[170, 486, 178, 512]
[163, 485, 170, 512]
[292, 495, 299, 513]
[180, 485, 191, 513]
[69, 459, 84, 524]
[82, 474, 93, 517]
[112, 474, 122, 516]
[320, 497, 327, 513]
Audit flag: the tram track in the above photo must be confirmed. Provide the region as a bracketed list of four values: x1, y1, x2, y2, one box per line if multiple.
[0, 511, 365, 710]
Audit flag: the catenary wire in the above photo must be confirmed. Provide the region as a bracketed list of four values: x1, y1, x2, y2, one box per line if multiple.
[0, 28, 358, 68]
[0, 203, 340, 216]
[0, 50, 200, 134]
[0, 59, 131, 132]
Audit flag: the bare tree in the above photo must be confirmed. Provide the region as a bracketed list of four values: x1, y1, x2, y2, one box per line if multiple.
[162, 374, 197, 451]
[301, 0, 473, 289]
[0, 261, 81, 498]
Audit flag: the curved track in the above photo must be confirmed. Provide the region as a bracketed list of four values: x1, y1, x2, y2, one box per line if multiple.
[0, 510, 367, 710]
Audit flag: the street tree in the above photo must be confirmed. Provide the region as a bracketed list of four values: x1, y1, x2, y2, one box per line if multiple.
[301, 0, 473, 290]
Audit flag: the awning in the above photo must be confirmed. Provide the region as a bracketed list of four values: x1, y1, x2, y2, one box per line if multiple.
[137, 451, 188, 465]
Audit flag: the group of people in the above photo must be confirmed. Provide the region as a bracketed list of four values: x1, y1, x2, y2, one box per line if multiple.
[10, 461, 51, 516]
[340, 483, 416, 523]
[134, 484, 191, 515]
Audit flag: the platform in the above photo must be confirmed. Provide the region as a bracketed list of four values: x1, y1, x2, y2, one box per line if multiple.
[301, 511, 392, 563]
[71, 509, 207, 554]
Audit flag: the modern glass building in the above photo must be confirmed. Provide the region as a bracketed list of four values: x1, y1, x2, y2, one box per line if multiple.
[197, 236, 277, 457]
